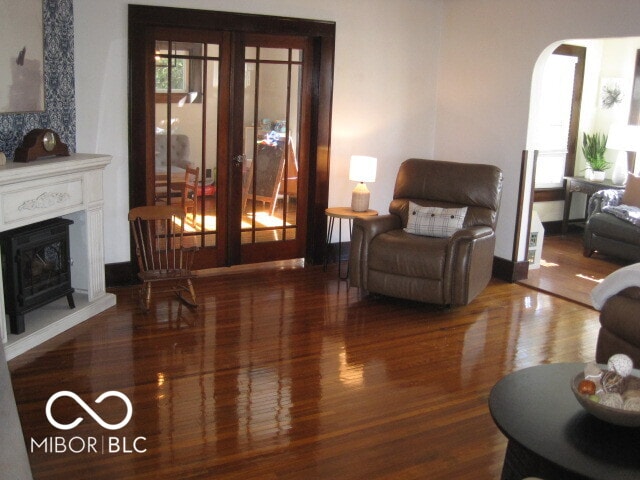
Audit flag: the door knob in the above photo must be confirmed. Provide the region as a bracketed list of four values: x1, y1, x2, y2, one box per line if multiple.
[233, 154, 246, 167]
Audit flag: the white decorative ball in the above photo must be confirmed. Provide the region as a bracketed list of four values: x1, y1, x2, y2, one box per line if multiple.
[608, 354, 634, 378]
[623, 397, 640, 412]
[600, 393, 624, 409]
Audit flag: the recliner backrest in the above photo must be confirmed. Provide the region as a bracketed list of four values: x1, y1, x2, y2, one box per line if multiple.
[390, 158, 503, 229]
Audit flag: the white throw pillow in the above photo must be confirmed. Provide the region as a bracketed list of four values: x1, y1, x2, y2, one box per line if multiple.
[404, 202, 467, 238]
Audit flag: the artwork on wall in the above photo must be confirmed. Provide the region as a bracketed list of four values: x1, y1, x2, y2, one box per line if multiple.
[0, 0, 76, 160]
[0, 0, 45, 113]
[600, 77, 625, 110]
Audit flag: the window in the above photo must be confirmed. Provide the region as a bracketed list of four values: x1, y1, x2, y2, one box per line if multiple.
[155, 53, 189, 93]
[154, 42, 204, 104]
[535, 54, 578, 188]
[533, 44, 586, 202]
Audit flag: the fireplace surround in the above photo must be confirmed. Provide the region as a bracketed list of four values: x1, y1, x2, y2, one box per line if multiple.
[0, 154, 116, 359]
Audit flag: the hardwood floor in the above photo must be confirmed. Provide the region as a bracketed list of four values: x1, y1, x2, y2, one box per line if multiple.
[8, 260, 603, 479]
[518, 232, 628, 307]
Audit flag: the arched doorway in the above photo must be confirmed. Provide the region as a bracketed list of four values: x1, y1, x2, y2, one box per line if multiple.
[523, 37, 640, 297]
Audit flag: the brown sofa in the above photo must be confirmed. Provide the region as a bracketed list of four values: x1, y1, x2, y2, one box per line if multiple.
[595, 286, 640, 367]
[583, 189, 640, 262]
[1, 344, 33, 479]
[348, 158, 503, 306]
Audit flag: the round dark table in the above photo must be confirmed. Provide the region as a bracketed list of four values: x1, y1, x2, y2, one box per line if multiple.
[489, 363, 640, 480]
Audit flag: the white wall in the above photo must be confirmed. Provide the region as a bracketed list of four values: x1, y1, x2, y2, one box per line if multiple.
[74, 0, 443, 263]
[77, 0, 640, 267]
[436, 0, 640, 261]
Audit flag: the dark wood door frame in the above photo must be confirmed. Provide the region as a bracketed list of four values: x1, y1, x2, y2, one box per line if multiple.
[128, 5, 335, 266]
[626, 49, 640, 172]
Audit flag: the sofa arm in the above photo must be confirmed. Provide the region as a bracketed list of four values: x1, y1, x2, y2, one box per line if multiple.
[446, 226, 496, 305]
[588, 189, 624, 217]
[1, 345, 33, 480]
[348, 214, 402, 289]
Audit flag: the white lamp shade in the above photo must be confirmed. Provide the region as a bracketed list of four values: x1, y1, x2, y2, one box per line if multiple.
[349, 155, 377, 183]
[606, 124, 640, 152]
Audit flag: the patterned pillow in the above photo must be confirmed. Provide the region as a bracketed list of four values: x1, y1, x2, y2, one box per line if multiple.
[404, 202, 467, 238]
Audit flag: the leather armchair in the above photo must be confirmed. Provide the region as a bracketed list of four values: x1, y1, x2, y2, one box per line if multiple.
[583, 189, 640, 262]
[1, 345, 33, 479]
[596, 286, 640, 367]
[348, 158, 503, 306]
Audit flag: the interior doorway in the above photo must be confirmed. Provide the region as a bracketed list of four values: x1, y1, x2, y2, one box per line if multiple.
[533, 44, 585, 201]
[128, 6, 335, 269]
[524, 37, 640, 293]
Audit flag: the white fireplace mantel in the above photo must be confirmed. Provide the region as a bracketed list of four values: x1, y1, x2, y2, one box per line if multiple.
[0, 154, 116, 360]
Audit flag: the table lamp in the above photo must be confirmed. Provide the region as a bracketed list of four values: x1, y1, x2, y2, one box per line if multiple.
[349, 155, 377, 212]
[606, 124, 640, 185]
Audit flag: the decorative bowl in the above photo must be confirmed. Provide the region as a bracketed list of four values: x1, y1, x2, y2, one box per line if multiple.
[571, 371, 640, 427]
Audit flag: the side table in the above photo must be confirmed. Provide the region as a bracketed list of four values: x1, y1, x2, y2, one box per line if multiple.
[562, 176, 624, 234]
[325, 207, 378, 279]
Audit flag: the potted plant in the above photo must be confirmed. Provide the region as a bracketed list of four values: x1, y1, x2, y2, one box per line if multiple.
[582, 132, 611, 181]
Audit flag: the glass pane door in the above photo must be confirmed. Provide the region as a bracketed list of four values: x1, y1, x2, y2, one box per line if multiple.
[240, 42, 305, 255]
[154, 39, 221, 258]
[150, 31, 311, 268]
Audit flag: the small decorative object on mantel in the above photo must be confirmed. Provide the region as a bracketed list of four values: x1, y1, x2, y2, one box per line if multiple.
[13, 129, 70, 163]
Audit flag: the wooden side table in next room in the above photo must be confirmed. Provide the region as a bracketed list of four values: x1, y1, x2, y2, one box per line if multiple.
[324, 207, 378, 279]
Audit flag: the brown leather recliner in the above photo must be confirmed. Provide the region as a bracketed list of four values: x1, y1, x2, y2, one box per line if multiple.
[348, 158, 503, 306]
[596, 286, 640, 366]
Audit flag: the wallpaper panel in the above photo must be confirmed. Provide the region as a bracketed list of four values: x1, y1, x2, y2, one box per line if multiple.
[0, 0, 76, 160]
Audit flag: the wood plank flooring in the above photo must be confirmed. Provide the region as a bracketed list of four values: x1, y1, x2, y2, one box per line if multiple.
[8, 260, 603, 479]
[518, 233, 627, 307]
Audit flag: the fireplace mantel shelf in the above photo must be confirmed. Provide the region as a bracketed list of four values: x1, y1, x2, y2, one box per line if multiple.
[0, 154, 116, 360]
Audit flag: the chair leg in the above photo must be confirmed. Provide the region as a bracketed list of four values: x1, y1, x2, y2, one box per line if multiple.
[186, 279, 197, 307]
[142, 282, 152, 312]
[174, 279, 198, 308]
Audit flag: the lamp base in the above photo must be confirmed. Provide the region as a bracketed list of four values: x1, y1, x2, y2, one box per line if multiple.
[351, 183, 370, 212]
[612, 151, 629, 185]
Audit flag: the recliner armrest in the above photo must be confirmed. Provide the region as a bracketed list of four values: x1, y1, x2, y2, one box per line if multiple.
[449, 225, 494, 242]
[446, 225, 496, 306]
[355, 214, 402, 240]
[348, 214, 402, 289]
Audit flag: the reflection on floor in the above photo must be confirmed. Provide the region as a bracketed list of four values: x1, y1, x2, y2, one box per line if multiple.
[184, 211, 292, 232]
[518, 233, 627, 308]
[165, 195, 298, 243]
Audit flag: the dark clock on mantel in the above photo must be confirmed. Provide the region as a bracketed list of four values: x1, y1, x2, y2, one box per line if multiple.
[14, 129, 70, 162]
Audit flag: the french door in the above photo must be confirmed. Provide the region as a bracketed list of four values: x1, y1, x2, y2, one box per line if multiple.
[129, 6, 335, 269]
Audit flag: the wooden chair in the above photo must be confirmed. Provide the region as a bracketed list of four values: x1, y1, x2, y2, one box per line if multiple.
[154, 173, 170, 204]
[182, 166, 199, 223]
[129, 205, 198, 312]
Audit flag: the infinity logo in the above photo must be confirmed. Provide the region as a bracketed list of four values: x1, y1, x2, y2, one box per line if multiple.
[46, 391, 133, 431]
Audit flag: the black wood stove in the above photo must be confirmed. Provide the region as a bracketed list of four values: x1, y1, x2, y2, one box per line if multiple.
[1, 218, 75, 335]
